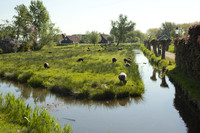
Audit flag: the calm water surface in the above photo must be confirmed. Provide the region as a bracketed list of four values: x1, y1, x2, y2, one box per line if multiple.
[0, 49, 187, 133]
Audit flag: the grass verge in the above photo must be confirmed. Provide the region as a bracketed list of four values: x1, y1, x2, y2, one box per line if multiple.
[0, 93, 73, 133]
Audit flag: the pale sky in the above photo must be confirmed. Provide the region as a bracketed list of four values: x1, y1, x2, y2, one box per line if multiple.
[0, 0, 199, 35]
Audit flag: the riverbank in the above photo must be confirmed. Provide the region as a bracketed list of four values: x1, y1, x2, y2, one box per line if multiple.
[140, 44, 200, 112]
[0, 43, 144, 100]
[0, 93, 72, 133]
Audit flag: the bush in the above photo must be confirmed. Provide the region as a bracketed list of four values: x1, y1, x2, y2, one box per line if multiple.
[28, 75, 44, 88]
[0, 38, 21, 53]
[18, 71, 34, 83]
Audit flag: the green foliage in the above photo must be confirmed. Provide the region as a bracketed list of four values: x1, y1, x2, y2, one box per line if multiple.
[87, 31, 101, 45]
[168, 44, 174, 53]
[0, 93, 73, 133]
[110, 14, 136, 45]
[107, 35, 115, 44]
[28, 75, 44, 88]
[160, 22, 176, 38]
[0, 48, 2, 54]
[169, 68, 200, 108]
[140, 45, 175, 70]
[0, 44, 144, 100]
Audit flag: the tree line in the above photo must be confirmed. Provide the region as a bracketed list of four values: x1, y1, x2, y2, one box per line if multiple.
[0, 0, 60, 52]
[146, 21, 200, 40]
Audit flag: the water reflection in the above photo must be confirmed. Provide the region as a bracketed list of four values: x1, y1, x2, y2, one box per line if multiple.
[160, 73, 169, 88]
[174, 84, 200, 133]
[0, 79, 143, 108]
[150, 69, 157, 81]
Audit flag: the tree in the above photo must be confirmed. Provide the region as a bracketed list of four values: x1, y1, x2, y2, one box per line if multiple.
[160, 22, 176, 38]
[146, 28, 159, 40]
[87, 31, 101, 45]
[107, 35, 115, 44]
[29, 0, 49, 39]
[0, 20, 16, 39]
[110, 14, 135, 45]
[13, 4, 32, 41]
[39, 22, 60, 48]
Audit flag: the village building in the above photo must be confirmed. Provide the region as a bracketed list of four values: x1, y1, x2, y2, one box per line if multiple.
[99, 34, 109, 43]
[61, 34, 83, 44]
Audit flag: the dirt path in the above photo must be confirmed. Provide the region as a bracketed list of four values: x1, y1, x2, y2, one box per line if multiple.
[150, 46, 175, 60]
[165, 51, 175, 60]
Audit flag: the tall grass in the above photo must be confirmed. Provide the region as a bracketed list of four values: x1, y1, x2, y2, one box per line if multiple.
[140, 45, 175, 70]
[0, 93, 73, 133]
[0, 44, 144, 100]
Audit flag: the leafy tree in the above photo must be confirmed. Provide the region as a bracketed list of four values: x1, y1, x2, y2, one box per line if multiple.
[146, 28, 159, 40]
[107, 35, 115, 44]
[13, 4, 32, 41]
[134, 30, 145, 43]
[0, 20, 16, 39]
[110, 14, 135, 45]
[87, 31, 101, 45]
[39, 22, 60, 48]
[29, 0, 49, 40]
[160, 22, 176, 38]
[177, 22, 200, 36]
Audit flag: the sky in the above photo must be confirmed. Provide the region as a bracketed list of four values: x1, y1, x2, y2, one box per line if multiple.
[0, 0, 200, 35]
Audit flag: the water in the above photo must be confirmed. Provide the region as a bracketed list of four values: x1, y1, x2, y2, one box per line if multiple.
[0, 49, 188, 133]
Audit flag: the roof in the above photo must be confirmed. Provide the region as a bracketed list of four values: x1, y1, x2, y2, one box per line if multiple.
[158, 34, 170, 40]
[67, 35, 81, 43]
[101, 34, 109, 40]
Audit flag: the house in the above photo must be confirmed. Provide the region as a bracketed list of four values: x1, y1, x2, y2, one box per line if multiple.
[99, 34, 109, 43]
[61, 34, 83, 44]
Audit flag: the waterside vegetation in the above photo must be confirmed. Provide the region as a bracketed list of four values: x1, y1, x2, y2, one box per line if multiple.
[0, 93, 72, 133]
[140, 44, 200, 111]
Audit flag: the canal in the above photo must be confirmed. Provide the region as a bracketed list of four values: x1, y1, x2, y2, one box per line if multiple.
[0, 48, 188, 133]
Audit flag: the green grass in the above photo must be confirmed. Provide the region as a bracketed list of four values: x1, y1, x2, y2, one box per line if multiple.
[169, 68, 200, 108]
[168, 44, 175, 53]
[0, 93, 73, 133]
[140, 45, 175, 70]
[0, 43, 144, 100]
[0, 113, 27, 133]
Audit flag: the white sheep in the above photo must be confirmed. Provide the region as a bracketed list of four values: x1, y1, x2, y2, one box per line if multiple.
[44, 62, 50, 68]
[118, 72, 127, 85]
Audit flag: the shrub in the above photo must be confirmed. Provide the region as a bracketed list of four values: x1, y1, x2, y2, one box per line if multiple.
[28, 75, 44, 88]
[18, 71, 34, 83]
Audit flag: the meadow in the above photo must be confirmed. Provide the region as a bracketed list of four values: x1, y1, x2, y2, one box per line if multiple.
[0, 43, 144, 100]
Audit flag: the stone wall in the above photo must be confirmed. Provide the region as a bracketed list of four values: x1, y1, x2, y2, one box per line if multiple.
[174, 24, 200, 80]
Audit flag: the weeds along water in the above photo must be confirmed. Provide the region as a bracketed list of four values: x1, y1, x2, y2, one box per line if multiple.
[0, 93, 73, 133]
[0, 43, 144, 100]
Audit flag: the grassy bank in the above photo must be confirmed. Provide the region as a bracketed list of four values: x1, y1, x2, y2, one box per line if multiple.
[140, 44, 200, 110]
[0, 93, 72, 133]
[0, 43, 144, 100]
[140, 45, 175, 70]
[169, 68, 200, 108]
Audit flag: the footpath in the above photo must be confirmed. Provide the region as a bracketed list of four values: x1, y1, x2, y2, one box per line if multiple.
[165, 51, 175, 60]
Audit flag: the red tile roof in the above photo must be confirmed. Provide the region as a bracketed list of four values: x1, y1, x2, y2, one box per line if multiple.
[67, 35, 81, 43]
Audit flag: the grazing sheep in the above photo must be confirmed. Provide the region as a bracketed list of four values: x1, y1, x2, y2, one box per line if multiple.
[118, 72, 127, 85]
[112, 57, 117, 63]
[77, 58, 84, 62]
[118, 48, 123, 50]
[125, 63, 131, 67]
[124, 58, 132, 63]
[44, 62, 50, 68]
